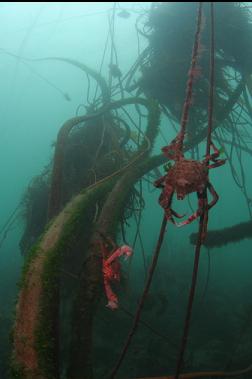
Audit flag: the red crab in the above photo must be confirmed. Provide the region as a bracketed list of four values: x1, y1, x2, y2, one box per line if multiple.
[98, 233, 133, 310]
[154, 140, 226, 226]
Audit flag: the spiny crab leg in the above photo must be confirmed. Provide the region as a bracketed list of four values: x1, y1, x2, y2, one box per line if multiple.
[210, 141, 220, 159]
[167, 213, 177, 225]
[204, 141, 226, 167]
[203, 141, 220, 161]
[177, 191, 206, 227]
[155, 180, 186, 223]
[164, 208, 186, 225]
[206, 181, 219, 209]
[176, 181, 218, 227]
[207, 159, 226, 169]
[171, 209, 186, 218]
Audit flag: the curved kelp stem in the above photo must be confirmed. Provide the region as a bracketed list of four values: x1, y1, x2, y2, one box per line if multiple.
[11, 178, 116, 379]
[48, 97, 159, 219]
[0, 50, 110, 105]
[29, 57, 111, 105]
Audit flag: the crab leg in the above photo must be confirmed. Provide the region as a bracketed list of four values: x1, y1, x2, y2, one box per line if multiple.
[155, 178, 184, 223]
[204, 141, 221, 161]
[171, 209, 186, 218]
[201, 182, 219, 240]
[210, 141, 220, 159]
[177, 191, 207, 227]
[206, 181, 219, 210]
[177, 182, 218, 227]
[159, 183, 173, 212]
[103, 273, 119, 310]
[154, 175, 166, 189]
[205, 142, 226, 168]
[207, 159, 226, 169]
[157, 184, 178, 224]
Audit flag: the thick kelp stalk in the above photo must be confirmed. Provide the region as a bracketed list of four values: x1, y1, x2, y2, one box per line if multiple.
[12, 166, 157, 379]
[11, 180, 115, 379]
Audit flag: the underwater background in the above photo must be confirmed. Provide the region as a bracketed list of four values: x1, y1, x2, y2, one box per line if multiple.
[0, 2, 252, 379]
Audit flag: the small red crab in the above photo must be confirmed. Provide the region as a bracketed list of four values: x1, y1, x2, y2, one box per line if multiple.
[98, 233, 133, 310]
[102, 245, 132, 310]
[154, 140, 226, 227]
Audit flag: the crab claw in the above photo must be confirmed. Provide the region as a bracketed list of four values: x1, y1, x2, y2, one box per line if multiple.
[177, 219, 194, 228]
[176, 222, 185, 228]
[176, 208, 203, 227]
[175, 219, 189, 227]
[164, 208, 185, 225]
[106, 300, 119, 310]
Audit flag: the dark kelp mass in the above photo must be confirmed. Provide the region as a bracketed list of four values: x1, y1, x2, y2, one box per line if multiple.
[0, 2, 252, 379]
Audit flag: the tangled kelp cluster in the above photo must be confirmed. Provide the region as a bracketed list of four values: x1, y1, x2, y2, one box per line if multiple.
[9, 2, 252, 379]
[133, 3, 252, 140]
